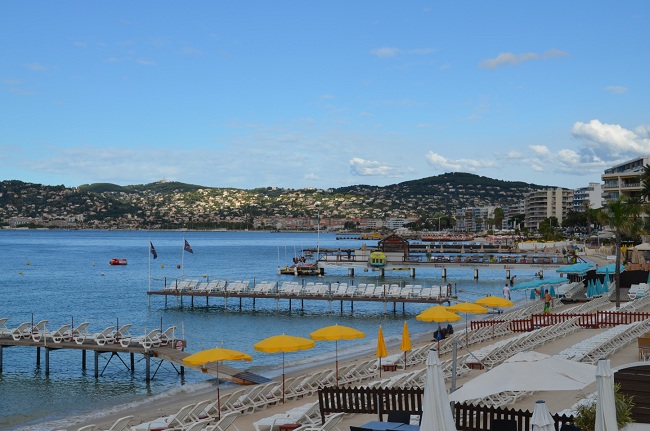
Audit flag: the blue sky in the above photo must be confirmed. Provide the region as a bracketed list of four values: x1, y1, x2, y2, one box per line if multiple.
[2, 1, 649, 190]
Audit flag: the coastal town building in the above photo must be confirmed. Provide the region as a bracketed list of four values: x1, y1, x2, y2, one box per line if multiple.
[601, 155, 650, 202]
[524, 187, 573, 230]
[573, 182, 603, 212]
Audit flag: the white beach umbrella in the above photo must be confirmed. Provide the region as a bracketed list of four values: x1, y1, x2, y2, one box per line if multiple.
[595, 358, 618, 431]
[448, 351, 596, 403]
[531, 400, 556, 431]
[420, 348, 457, 431]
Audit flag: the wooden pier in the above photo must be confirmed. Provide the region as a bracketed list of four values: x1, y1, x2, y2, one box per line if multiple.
[0, 335, 267, 385]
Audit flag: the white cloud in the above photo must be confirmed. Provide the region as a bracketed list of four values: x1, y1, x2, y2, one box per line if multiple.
[604, 85, 628, 94]
[371, 47, 399, 58]
[479, 49, 569, 69]
[26, 63, 48, 71]
[571, 119, 650, 159]
[425, 152, 462, 171]
[349, 157, 411, 177]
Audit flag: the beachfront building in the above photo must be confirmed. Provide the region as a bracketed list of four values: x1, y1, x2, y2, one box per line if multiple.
[453, 206, 497, 232]
[524, 187, 573, 231]
[573, 182, 603, 212]
[601, 155, 650, 202]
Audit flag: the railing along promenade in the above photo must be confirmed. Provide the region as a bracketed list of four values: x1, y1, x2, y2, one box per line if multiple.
[470, 310, 650, 333]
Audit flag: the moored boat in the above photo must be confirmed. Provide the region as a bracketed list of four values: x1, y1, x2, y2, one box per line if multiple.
[109, 258, 128, 265]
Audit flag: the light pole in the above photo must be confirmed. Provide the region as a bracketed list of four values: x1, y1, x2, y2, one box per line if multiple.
[315, 202, 321, 261]
[438, 216, 442, 231]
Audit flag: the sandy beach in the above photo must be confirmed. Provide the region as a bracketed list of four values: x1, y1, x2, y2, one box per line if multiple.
[47, 252, 648, 431]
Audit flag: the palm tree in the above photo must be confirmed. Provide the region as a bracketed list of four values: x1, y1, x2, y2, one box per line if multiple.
[598, 197, 643, 307]
[642, 164, 650, 201]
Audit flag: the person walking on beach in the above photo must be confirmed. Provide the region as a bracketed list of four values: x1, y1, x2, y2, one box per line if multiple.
[503, 283, 511, 300]
[543, 289, 554, 313]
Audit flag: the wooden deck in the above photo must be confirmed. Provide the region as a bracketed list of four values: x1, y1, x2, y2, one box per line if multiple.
[0, 336, 267, 384]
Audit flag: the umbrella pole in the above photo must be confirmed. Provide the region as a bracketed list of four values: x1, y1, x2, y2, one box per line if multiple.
[335, 340, 339, 386]
[404, 351, 407, 370]
[379, 357, 382, 378]
[216, 362, 221, 420]
[282, 352, 285, 404]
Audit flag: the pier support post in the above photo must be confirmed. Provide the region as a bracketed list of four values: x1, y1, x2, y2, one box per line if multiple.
[506, 270, 510, 279]
[410, 268, 415, 278]
[474, 269, 479, 279]
[94, 351, 99, 378]
[130, 353, 135, 374]
[45, 348, 50, 376]
[0, 345, 3, 373]
[145, 353, 151, 382]
[36, 346, 40, 368]
[82, 350, 86, 371]
[442, 268, 447, 279]
[191, 297, 194, 308]
[348, 268, 354, 277]
[379, 268, 385, 277]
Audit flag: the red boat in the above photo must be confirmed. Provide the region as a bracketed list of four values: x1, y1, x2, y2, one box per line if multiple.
[109, 258, 128, 266]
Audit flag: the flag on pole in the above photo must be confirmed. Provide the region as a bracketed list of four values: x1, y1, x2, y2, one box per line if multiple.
[184, 239, 193, 254]
[150, 241, 157, 259]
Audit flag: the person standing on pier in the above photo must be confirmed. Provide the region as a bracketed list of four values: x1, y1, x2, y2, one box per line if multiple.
[503, 283, 511, 300]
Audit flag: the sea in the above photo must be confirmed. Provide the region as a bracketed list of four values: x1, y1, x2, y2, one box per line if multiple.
[0, 230, 543, 430]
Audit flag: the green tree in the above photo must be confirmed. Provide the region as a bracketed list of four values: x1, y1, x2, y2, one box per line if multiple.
[598, 197, 643, 307]
[493, 207, 505, 230]
[642, 163, 650, 201]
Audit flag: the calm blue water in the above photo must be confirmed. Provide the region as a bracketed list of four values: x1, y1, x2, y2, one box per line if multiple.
[0, 230, 541, 430]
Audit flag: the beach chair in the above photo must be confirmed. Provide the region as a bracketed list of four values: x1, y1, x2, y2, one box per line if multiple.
[10, 322, 32, 340]
[0, 318, 9, 335]
[72, 322, 91, 344]
[29, 320, 49, 341]
[121, 329, 162, 349]
[204, 410, 241, 431]
[159, 326, 176, 346]
[114, 324, 132, 343]
[91, 326, 115, 346]
[132, 403, 196, 431]
[292, 412, 344, 431]
[45, 324, 72, 343]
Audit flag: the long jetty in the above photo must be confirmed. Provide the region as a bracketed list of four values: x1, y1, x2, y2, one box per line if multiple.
[0, 328, 267, 385]
[147, 280, 457, 313]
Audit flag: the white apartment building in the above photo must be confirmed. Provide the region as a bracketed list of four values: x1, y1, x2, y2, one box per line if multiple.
[524, 188, 573, 230]
[602, 155, 650, 202]
[573, 182, 603, 211]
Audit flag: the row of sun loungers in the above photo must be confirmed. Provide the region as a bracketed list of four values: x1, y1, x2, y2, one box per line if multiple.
[0, 318, 177, 350]
[162, 279, 452, 299]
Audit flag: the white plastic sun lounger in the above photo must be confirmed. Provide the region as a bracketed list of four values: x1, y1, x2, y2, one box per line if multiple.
[72, 322, 91, 344]
[9, 322, 31, 340]
[29, 320, 49, 342]
[91, 326, 115, 345]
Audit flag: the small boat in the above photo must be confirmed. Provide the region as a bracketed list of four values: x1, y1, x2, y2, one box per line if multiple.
[278, 262, 322, 276]
[109, 258, 128, 266]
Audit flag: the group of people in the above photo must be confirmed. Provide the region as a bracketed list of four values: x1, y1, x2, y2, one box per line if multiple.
[433, 323, 454, 341]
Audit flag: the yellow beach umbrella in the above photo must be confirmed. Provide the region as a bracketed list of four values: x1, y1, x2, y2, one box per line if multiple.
[254, 334, 315, 403]
[183, 347, 252, 419]
[376, 325, 388, 377]
[310, 324, 365, 385]
[475, 296, 514, 309]
[447, 302, 488, 345]
[400, 321, 412, 370]
[416, 305, 461, 349]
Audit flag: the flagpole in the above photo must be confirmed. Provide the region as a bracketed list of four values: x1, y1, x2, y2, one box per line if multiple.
[181, 236, 185, 279]
[148, 238, 151, 292]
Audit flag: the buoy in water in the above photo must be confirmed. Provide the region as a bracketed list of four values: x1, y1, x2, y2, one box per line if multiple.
[177, 264, 181, 269]
[101, 272, 105, 276]
[161, 263, 165, 268]
[203, 274, 207, 278]
[92, 262, 96, 266]
[19, 270, 23, 275]
[26, 261, 30, 265]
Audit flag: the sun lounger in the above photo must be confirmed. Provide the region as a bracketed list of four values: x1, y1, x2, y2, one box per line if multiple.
[29, 320, 49, 342]
[0, 318, 11, 338]
[120, 329, 162, 349]
[204, 410, 241, 431]
[114, 324, 132, 343]
[158, 326, 176, 346]
[91, 326, 115, 345]
[44, 324, 72, 343]
[253, 401, 320, 431]
[10, 322, 32, 340]
[77, 415, 134, 431]
[72, 322, 91, 344]
[132, 403, 196, 431]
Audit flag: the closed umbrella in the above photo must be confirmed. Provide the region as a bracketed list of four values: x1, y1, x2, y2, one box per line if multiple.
[530, 289, 536, 300]
[549, 285, 556, 298]
[446, 302, 488, 345]
[183, 347, 252, 419]
[531, 400, 556, 431]
[254, 334, 315, 403]
[419, 349, 457, 431]
[309, 324, 365, 385]
[376, 326, 387, 377]
[400, 321, 411, 370]
[595, 358, 617, 431]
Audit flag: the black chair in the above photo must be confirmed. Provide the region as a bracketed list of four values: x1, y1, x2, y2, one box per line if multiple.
[560, 424, 581, 431]
[491, 418, 518, 431]
[387, 410, 412, 424]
